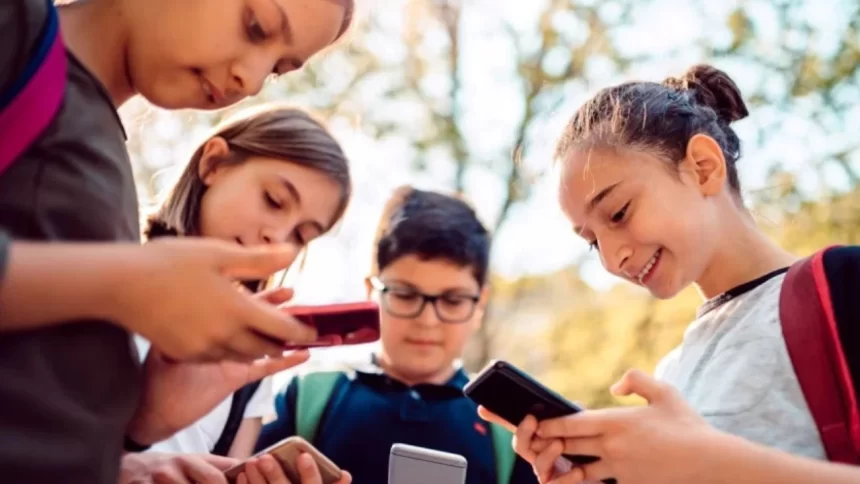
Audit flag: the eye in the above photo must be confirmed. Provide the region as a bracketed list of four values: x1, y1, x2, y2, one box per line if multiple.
[292, 230, 312, 246]
[611, 202, 630, 224]
[391, 291, 419, 302]
[264, 192, 282, 209]
[441, 295, 469, 307]
[246, 10, 268, 42]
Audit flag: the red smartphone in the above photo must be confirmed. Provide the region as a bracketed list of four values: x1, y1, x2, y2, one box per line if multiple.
[283, 301, 381, 350]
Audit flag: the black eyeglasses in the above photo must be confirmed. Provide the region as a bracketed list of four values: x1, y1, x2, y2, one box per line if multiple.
[369, 277, 480, 323]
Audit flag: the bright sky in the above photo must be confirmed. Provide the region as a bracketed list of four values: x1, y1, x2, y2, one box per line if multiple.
[122, 0, 858, 379]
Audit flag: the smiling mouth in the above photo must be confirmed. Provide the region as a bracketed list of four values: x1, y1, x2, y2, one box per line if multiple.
[198, 74, 222, 105]
[636, 248, 662, 284]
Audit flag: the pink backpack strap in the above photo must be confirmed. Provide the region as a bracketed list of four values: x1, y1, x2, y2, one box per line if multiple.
[0, 2, 67, 176]
[780, 247, 860, 464]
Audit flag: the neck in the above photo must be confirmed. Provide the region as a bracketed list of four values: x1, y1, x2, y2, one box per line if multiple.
[58, 1, 135, 107]
[375, 353, 457, 387]
[695, 209, 798, 300]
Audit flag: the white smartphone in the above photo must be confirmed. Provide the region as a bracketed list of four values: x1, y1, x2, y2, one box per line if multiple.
[388, 443, 467, 484]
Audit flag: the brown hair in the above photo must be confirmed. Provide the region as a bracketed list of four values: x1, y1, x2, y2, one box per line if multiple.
[145, 105, 351, 239]
[555, 64, 749, 196]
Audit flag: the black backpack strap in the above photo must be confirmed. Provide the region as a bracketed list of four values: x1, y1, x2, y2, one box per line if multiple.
[822, 246, 860, 394]
[211, 380, 263, 456]
[821, 245, 860, 461]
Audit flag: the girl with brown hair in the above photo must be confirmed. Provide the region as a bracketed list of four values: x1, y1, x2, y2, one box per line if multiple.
[131, 104, 354, 483]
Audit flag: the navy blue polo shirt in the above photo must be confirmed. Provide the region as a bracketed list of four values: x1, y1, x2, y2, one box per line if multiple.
[256, 364, 537, 484]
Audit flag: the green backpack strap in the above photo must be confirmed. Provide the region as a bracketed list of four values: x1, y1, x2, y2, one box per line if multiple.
[490, 422, 516, 484]
[294, 371, 345, 443]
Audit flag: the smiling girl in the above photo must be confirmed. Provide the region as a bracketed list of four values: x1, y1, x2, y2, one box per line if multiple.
[552, 64, 823, 458]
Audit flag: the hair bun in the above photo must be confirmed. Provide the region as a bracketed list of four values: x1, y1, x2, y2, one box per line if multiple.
[664, 64, 749, 124]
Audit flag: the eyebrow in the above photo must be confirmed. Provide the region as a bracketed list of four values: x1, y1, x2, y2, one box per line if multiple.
[272, 0, 294, 44]
[572, 182, 622, 235]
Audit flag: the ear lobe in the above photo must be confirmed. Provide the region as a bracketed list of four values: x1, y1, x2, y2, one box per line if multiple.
[685, 134, 727, 197]
[198, 136, 231, 185]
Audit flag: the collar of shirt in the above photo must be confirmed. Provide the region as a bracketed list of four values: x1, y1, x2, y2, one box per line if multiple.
[351, 354, 469, 400]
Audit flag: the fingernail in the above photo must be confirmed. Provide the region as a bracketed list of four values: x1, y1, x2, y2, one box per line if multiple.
[299, 453, 314, 470]
[261, 457, 275, 472]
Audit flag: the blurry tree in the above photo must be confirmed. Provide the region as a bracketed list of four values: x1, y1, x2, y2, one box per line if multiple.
[123, 0, 860, 404]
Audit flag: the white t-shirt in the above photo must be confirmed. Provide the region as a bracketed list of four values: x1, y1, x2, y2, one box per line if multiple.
[656, 273, 826, 459]
[134, 336, 275, 454]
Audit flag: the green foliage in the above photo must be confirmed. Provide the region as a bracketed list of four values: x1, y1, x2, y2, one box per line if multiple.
[124, 0, 860, 402]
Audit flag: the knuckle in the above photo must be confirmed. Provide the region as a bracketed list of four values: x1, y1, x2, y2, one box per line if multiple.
[151, 466, 175, 484]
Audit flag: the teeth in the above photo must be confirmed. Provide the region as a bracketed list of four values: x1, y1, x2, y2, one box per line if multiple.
[637, 249, 661, 283]
[201, 81, 214, 102]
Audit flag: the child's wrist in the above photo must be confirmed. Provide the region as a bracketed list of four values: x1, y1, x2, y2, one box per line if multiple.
[94, 245, 148, 331]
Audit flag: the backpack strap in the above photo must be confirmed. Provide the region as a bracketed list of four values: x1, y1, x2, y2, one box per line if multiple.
[294, 371, 346, 444]
[490, 422, 516, 484]
[0, 0, 67, 176]
[211, 380, 264, 456]
[780, 247, 860, 464]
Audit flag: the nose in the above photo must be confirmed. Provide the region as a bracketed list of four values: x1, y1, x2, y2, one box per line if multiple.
[597, 233, 632, 278]
[260, 225, 292, 245]
[227, 52, 276, 99]
[414, 301, 442, 327]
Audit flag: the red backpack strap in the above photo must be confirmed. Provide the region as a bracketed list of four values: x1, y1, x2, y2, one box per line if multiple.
[780, 247, 860, 464]
[0, 0, 67, 176]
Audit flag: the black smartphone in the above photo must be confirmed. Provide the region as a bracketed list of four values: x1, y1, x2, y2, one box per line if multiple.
[464, 360, 599, 465]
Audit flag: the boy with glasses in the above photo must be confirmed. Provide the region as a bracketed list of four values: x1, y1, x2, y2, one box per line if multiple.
[255, 186, 536, 484]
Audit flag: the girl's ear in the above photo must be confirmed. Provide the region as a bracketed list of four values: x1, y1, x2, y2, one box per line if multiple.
[682, 134, 727, 197]
[198, 136, 231, 185]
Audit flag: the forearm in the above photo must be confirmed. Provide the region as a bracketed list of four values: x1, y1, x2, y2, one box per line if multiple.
[0, 241, 131, 331]
[706, 432, 860, 484]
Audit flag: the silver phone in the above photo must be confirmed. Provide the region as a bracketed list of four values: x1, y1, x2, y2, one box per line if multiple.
[388, 443, 467, 484]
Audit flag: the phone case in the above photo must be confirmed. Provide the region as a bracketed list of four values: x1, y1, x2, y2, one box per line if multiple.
[388, 443, 467, 484]
[224, 436, 342, 483]
[284, 301, 381, 349]
[464, 360, 598, 465]
[464, 360, 582, 423]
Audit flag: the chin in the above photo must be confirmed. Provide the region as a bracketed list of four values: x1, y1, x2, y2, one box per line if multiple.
[131, 77, 199, 110]
[648, 279, 685, 300]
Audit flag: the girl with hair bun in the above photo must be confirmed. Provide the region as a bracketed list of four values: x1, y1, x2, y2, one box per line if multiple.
[483, 65, 833, 482]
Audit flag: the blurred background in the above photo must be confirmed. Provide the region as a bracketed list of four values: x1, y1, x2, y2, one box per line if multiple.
[120, 0, 860, 408]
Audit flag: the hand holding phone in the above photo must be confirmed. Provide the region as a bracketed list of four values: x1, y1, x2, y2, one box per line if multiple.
[224, 437, 344, 484]
[283, 301, 380, 350]
[464, 360, 599, 465]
